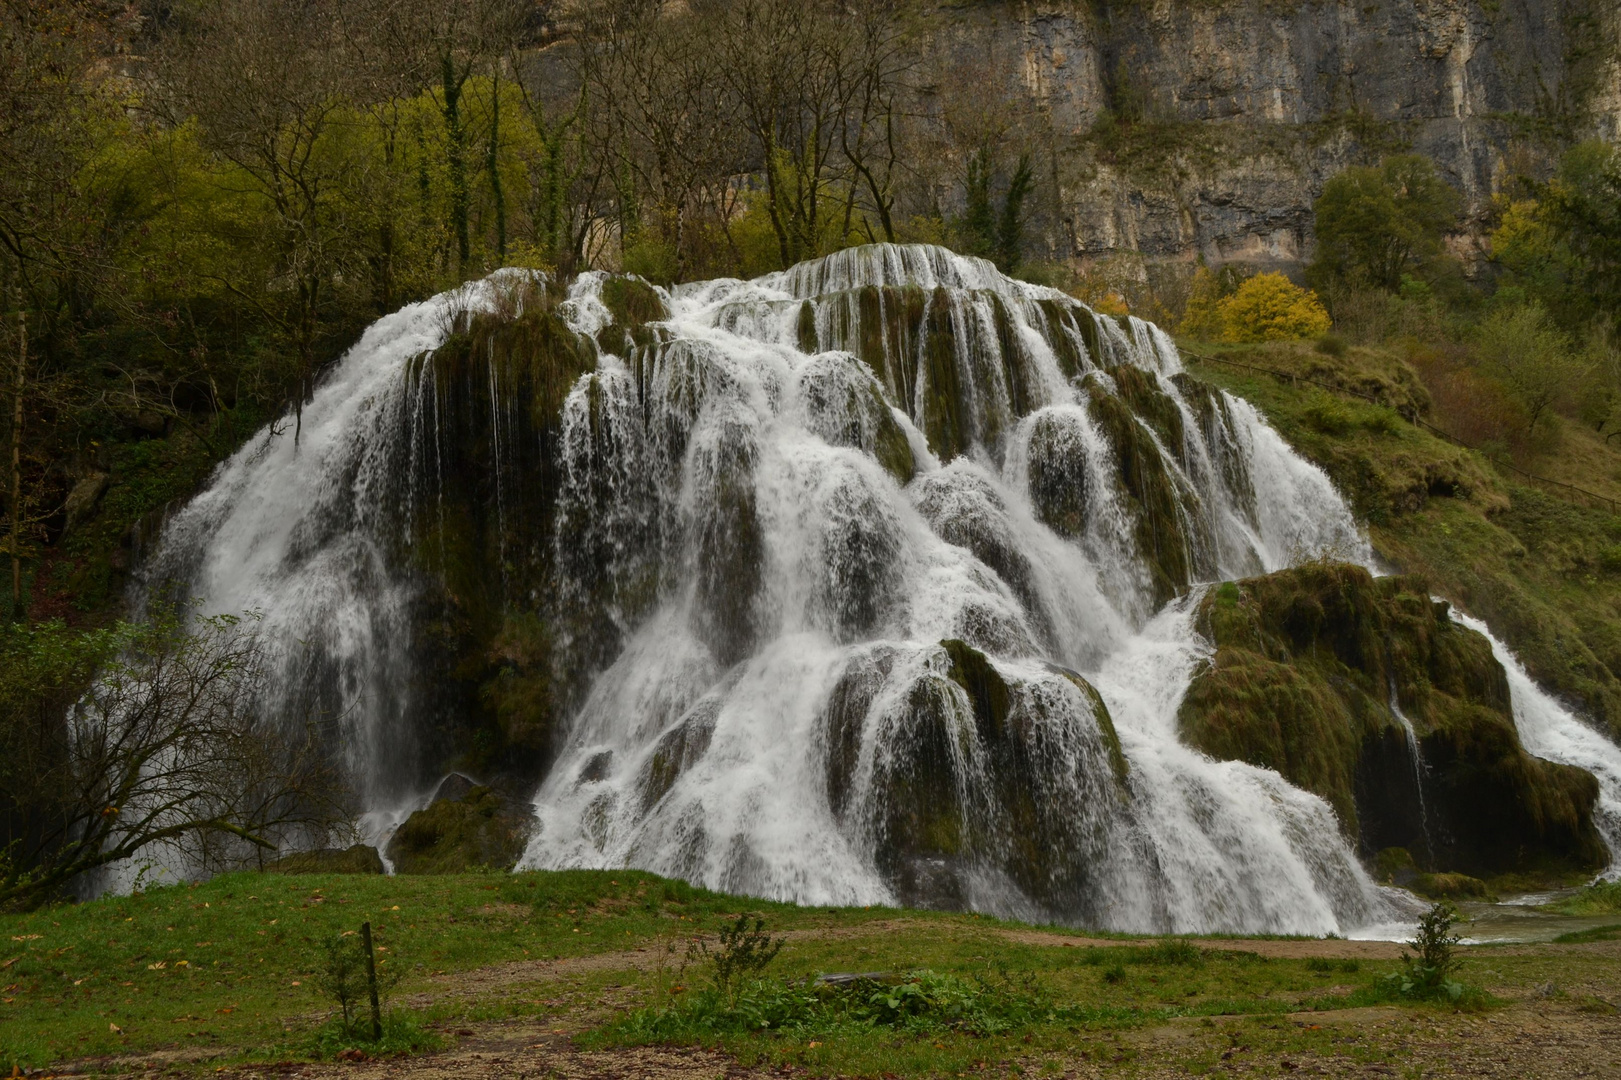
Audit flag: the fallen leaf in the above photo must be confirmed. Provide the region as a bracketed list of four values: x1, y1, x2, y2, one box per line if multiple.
[109, 1023, 123, 1034]
[10, 935, 40, 942]
[1, 957, 16, 969]
[147, 961, 166, 970]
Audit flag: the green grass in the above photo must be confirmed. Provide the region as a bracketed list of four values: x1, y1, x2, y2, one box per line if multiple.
[0, 869, 906, 1068]
[1544, 881, 1621, 916]
[1552, 924, 1621, 944]
[0, 870, 1586, 1076]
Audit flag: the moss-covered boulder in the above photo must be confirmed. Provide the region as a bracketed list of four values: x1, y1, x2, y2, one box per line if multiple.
[1180, 562, 1608, 880]
[265, 844, 385, 875]
[1086, 377, 1195, 607]
[596, 275, 668, 355]
[385, 777, 534, 874]
[840, 640, 1129, 921]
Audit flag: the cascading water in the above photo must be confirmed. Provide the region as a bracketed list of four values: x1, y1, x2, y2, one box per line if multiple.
[135, 244, 1620, 930]
[1387, 684, 1435, 866]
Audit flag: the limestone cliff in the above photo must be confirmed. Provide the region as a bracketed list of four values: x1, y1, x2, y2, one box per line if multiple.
[921, 0, 1620, 272]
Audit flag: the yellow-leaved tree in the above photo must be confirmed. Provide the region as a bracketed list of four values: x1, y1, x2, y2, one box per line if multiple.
[1218, 272, 1332, 342]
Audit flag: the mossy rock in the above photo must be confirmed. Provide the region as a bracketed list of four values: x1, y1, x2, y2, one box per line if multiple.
[1413, 872, 1492, 901]
[1087, 379, 1195, 606]
[596, 275, 668, 354]
[862, 641, 1130, 919]
[264, 844, 384, 875]
[1181, 562, 1608, 879]
[385, 783, 534, 874]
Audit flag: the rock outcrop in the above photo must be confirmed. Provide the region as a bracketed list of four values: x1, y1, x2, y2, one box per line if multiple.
[1180, 562, 1608, 880]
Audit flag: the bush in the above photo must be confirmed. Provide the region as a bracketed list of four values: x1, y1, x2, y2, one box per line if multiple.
[596, 968, 1060, 1045]
[1472, 303, 1588, 434]
[1376, 902, 1469, 1002]
[1217, 272, 1333, 342]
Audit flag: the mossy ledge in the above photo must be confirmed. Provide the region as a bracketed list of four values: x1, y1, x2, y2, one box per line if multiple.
[1179, 562, 1607, 882]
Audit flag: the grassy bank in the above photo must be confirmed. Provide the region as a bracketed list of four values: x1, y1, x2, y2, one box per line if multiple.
[1183, 340, 1621, 745]
[4, 870, 1618, 1076]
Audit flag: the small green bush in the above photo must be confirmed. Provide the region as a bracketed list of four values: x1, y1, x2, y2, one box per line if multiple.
[1374, 902, 1478, 1004]
[596, 968, 1061, 1044]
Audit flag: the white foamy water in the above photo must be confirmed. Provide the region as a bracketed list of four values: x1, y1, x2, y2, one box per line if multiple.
[133, 244, 1616, 930]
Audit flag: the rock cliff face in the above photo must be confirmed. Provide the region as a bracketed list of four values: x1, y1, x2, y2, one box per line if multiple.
[923, 0, 1621, 271]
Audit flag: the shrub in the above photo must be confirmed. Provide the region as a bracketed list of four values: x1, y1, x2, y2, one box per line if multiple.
[699, 914, 784, 1003]
[1218, 272, 1333, 342]
[1376, 902, 1470, 1003]
[1315, 333, 1347, 357]
[594, 967, 1059, 1045]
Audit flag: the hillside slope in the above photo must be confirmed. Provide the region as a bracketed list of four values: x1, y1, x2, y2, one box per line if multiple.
[1186, 342, 1621, 745]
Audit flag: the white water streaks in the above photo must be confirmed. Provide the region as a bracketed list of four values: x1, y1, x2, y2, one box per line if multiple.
[135, 271, 546, 814]
[135, 244, 1616, 929]
[517, 246, 1396, 934]
[1455, 612, 1621, 883]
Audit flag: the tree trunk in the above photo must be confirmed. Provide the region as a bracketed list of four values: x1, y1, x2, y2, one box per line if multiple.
[442, 56, 471, 271]
[487, 71, 506, 261]
[10, 295, 25, 619]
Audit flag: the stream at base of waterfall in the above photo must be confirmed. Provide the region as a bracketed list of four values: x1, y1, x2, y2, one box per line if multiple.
[136, 245, 1620, 935]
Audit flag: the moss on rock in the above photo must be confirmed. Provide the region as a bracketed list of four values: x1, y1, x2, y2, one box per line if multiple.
[265, 844, 384, 875]
[1087, 380, 1194, 606]
[1180, 562, 1608, 880]
[385, 783, 533, 874]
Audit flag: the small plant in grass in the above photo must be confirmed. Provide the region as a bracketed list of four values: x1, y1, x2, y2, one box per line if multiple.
[1377, 902, 1469, 1002]
[1135, 939, 1204, 966]
[1101, 964, 1126, 985]
[699, 913, 784, 1003]
[305, 1011, 444, 1059]
[313, 930, 399, 1036]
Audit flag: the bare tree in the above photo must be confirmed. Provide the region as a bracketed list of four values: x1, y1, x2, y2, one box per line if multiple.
[575, 0, 744, 280]
[712, 0, 910, 266]
[0, 608, 347, 911]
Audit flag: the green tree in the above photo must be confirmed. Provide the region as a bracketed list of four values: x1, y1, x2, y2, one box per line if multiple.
[1473, 302, 1587, 434]
[958, 150, 1033, 273]
[1496, 141, 1621, 331]
[1311, 155, 1461, 291]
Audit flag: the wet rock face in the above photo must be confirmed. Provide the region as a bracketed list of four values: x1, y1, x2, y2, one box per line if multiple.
[385, 777, 535, 874]
[265, 844, 385, 875]
[858, 640, 1130, 922]
[1180, 562, 1609, 879]
[918, 0, 1617, 267]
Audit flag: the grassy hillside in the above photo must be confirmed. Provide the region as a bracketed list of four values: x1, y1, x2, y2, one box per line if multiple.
[1185, 341, 1621, 745]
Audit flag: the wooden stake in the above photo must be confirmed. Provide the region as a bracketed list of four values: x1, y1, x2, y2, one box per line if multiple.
[360, 921, 382, 1042]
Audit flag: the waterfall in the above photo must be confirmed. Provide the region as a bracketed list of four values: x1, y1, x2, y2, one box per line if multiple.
[1454, 613, 1621, 883]
[1388, 684, 1434, 866]
[133, 244, 1618, 930]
